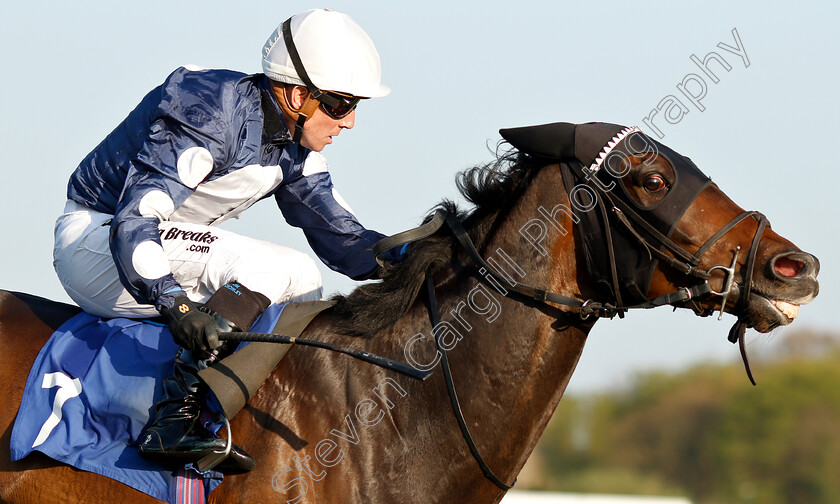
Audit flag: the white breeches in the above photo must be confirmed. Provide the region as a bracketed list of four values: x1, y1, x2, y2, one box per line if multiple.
[53, 201, 323, 318]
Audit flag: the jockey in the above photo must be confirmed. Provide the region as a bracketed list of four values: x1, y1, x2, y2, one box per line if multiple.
[53, 8, 397, 472]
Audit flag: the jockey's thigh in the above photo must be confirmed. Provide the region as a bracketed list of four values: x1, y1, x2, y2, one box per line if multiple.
[54, 204, 322, 319]
[160, 220, 323, 306]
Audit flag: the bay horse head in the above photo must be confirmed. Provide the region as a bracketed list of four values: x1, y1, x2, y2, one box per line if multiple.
[499, 122, 819, 338]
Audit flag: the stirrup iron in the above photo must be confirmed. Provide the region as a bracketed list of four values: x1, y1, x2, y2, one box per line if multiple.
[196, 417, 233, 472]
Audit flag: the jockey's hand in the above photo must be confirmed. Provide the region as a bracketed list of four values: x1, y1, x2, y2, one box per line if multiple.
[160, 296, 221, 352]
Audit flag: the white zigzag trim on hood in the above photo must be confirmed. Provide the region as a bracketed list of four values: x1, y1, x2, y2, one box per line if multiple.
[587, 126, 642, 174]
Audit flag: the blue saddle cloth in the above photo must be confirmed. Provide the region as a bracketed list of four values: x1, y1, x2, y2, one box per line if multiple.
[10, 303, 287, 504]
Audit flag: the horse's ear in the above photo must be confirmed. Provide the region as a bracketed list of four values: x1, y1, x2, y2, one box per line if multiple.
[573, 122, 628, 167]
[500, 121, 629, 167]
[499, 122, 577, 160]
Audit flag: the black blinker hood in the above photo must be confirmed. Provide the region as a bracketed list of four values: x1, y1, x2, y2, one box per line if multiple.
[500, 122, 711, 305]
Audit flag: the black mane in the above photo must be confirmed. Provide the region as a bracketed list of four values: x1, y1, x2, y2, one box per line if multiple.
[329, 147, 542, 336]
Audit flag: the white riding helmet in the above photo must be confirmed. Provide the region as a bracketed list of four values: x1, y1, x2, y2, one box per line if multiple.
[262, 8, 390, 99]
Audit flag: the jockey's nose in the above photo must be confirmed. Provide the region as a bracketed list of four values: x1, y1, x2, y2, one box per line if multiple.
[339, 110, 355, 129]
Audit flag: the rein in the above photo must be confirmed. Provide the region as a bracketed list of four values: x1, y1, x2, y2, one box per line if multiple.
[423, 274, 515, 490]
[216, 332, 432, 381]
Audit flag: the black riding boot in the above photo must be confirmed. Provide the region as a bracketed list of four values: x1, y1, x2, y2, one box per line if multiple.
[139, 282, 270, 472]
[138, 347, 229, 463]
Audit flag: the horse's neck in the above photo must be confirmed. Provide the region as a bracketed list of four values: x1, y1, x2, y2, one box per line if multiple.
[342, 166, 593, 499]
[413, 166, 592, 488]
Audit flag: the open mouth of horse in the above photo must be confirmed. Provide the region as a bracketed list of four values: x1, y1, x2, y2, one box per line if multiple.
[746, 291, 803, 332]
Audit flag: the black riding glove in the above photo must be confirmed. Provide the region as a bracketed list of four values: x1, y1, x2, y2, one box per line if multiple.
[160, 296, 221, 352]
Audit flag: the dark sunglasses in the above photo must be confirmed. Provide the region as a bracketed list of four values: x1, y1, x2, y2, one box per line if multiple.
[318, 91, 361, 119]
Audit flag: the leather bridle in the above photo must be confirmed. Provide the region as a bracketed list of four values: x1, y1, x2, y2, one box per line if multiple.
[373, 162, 770, 491]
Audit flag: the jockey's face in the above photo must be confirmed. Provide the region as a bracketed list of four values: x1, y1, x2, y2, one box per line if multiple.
[286, 85, 356, 152]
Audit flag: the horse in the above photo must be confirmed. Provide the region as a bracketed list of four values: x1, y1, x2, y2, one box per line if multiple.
[0, 122, 819, 503]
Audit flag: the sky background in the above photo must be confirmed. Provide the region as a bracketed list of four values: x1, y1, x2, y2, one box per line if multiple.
[1, 1, 836, 394]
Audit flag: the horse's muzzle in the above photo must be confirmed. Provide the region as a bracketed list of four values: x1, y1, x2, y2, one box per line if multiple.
[746, 250, 820, 332]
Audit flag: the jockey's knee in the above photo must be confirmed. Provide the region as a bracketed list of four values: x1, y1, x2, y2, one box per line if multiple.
[278, 249, 323, 303]
[230, 246, 322, 304]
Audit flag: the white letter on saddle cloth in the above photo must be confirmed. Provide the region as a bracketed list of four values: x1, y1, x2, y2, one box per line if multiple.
[32, 372, 82, 448]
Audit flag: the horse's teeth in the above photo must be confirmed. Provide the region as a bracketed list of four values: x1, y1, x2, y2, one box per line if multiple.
[773, 300, 799, 319]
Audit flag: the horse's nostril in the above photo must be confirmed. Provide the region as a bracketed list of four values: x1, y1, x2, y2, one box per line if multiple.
[775, 256, 804, 278]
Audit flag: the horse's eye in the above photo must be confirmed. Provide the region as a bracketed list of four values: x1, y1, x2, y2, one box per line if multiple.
[643, 174, 668, 193]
